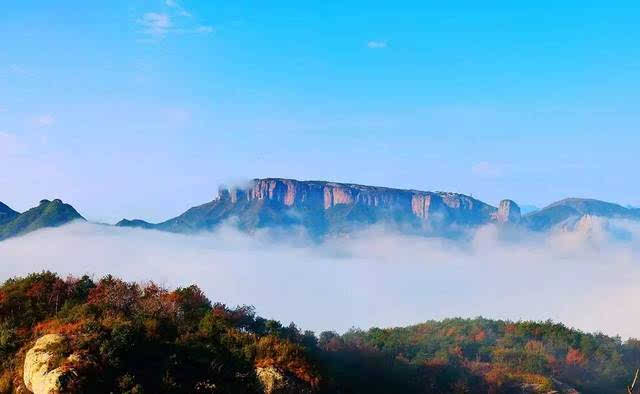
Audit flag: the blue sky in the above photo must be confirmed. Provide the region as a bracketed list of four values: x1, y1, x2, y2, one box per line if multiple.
[1, 1, 639, 223]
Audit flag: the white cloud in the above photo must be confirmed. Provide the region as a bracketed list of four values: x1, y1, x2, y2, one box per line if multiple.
[196, 25, 214, 34]
[137, 7, 212, 40]
[139, 13, 172, 37]
[8, 64, 29, 75]
[367, 41, 388, 49]
[0, 220, 639, 339]
[34, 114, 55, 127]
[165, 0, 192, 17]
[472, 161, 503, 178]
[0, 65, 36, 78]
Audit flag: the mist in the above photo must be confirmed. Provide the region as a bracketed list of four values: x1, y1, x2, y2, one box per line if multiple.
[0, 219, 638, 339]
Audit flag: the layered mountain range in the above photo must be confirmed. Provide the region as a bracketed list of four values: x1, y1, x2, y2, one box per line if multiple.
[2, 178, 639, 241]
[116, 178, 640, 237]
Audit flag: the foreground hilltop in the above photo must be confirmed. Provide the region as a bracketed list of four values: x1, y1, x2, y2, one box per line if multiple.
[118, 178, 520, 237]
[1, 271, 638, 393]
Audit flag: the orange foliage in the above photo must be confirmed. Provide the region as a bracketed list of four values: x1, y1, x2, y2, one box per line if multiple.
[524, 340, 545, 353]
[136, 282, 178, 319]
[473, 329, 487, 342]
[26, 282, 47, 299]
[34, 319, 86, 335]
[565, 347, 586, 365]
[453, 345, 464, 356]
[255, 335, 320, 387]
[483, 365, 510, 387]
[504, 323, 516, 334]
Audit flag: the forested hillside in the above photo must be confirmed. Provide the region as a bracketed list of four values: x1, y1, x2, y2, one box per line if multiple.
[0, 272, 637, 393]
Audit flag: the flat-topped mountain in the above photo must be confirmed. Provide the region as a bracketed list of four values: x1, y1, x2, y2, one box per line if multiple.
[118, 178, 518, 237]
[0, 199, 85, 241]
[2, 179, 639, 241]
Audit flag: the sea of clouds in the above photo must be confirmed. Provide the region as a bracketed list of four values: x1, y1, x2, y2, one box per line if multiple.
[0, 218, 638, 339]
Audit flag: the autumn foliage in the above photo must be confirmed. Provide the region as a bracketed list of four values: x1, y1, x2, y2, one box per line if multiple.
[0, 272, 636, 393]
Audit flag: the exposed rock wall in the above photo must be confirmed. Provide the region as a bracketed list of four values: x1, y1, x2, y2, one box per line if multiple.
[411, 194, 432, 219]
[218, 178, 498, 226]
[23, 334, 73, 394]
[494, 199, 521, 224]
[255, 366, 313, 394]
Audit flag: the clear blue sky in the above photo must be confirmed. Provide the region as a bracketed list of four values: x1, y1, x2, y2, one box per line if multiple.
[1, 1, 639, 223]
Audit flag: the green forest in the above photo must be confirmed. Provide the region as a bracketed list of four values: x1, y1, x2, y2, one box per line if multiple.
[0, 272, 638, 393]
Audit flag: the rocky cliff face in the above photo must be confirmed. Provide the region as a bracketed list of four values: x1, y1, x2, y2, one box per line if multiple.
[218, 178, 498, 226]
[117, 178, 522, 237]
[494, 199, 521, 224]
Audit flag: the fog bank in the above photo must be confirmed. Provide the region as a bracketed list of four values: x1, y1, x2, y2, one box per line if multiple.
[0, 219, 638, 339]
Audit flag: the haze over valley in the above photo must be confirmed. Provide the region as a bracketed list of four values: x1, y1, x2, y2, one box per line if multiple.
[1, 177, 639, 339]
[3, 1, 640, 392]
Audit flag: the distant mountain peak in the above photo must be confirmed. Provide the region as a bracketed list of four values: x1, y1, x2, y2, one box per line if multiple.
[0, 201, 19, 226]
[0, 198, 84, 241]
[523, 197, 639, 231]
[493, 199, 521, 224]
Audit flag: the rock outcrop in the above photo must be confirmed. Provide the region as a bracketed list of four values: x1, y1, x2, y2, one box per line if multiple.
[494, 199, 521, 224]
[255, 366, 313, 394]
[23, 334, 75, 394]
[231, 179, 496, 223]
[220, 178, 498, 227]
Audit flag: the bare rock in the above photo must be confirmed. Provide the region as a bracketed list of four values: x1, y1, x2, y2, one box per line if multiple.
[494, 199, 521, 224]
[255, 366, 313, 394]
[23, 334, 76, 394]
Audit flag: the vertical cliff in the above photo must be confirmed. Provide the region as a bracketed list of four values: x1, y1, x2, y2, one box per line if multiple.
[211, 178, 498, 234]
[494, 199, 521, 224]
[118, 178, 510, 237]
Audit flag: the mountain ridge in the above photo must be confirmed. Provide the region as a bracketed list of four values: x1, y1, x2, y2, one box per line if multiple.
[116, 178, 640, 237]
[523, 196, 640, 231]
[2, 178, 639, 241]
[0, 199, 85, 241]
[117, 177, 506, 237]
[0, 202, 19, 226]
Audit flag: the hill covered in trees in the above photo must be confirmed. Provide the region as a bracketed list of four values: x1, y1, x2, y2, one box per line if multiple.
[0, 200, 84, 241]
[0, 272, 637, 393]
